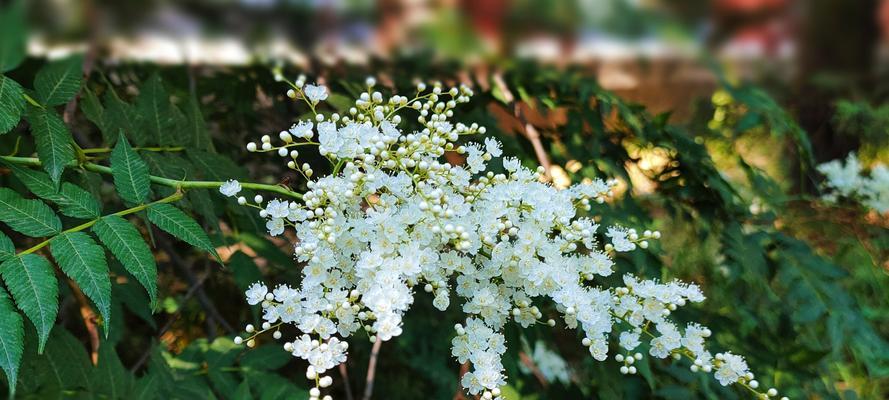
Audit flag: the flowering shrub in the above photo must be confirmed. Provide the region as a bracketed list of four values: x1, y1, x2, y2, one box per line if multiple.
[222, 76, 786, 400]
[817, 152, 889, 213]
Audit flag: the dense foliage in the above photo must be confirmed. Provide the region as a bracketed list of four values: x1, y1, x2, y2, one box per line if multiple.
[0, 3, 887, 399]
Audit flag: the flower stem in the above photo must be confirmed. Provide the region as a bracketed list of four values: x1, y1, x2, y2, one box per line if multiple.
[0, 155, 302, 200]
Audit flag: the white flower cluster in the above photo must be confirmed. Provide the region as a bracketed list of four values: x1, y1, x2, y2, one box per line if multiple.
[817, 152, 889, 213]
[225, 76, 785, 400]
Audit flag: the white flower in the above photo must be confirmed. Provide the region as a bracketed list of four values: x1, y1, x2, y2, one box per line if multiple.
[245, 282, 268, 305]
[865, 164, 889, 212]
[265, 199, 291, 219]
[266, 218, 285, 236]
[465, 144, 486, 173]
[228, 78, 768, 398]
[817, 153, 862, 197]
[484, 137, 502, 157]
[714, 352, 749, 386]
[619, 331, 641, 350]
[304, 84, 328, 104]
[606, 226, 635, 252]
[289, 121, 314, 139]
[219, 180, 242, 197]
[818, 152, 889, 213]
[503, 157, 521, 172]
[649, 322, 681, 358]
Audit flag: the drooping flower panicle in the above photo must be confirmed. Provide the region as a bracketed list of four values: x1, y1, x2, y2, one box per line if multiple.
[226, 75, 785, 400]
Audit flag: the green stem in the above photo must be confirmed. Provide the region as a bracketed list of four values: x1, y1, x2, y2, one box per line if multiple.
[332, 159, 345, 176]
[81, 146, 186, 154]
[19, 191, 184, 256]
[0, 155, 302, 200]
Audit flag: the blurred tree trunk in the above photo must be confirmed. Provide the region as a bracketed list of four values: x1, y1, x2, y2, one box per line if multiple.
[794, 0, 878, 167]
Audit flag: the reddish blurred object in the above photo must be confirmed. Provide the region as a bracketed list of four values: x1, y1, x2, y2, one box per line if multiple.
[713, 0, 795, 57]
[880, 0, 889, 42]
[715, 0, 788, 12]
[460, 0, 510, 53]
[461, 0, 509, 39]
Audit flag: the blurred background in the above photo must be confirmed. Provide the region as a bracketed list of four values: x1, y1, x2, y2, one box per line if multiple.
[24, 0, 889, 162]
[3, 1, 888, 399]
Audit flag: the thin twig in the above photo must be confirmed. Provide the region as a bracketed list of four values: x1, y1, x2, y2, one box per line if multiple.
[361, 339, 382, 400]
[491, 71, 552, 180]
[339, 363, 355, 400]
[452, 362, 469, 400]
[63, 0, 99, 147]
[156, 234, 235, 336]
[68, 280, 100, 365]
[518, 116, 552, 181]
[130, 268, 211, 372]
[518, 351, 549, 388]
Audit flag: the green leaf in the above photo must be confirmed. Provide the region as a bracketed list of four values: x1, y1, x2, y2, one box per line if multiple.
[0, 254, 58, 353]
[0, 286, 24, 397]
[228, 251, 262, 294]
[34, 55, 83, 106]
[132, 373, 160, 400]
[0, 187, 62, 237]
[181, 94, 213, 151]
[92, 215, 157, 307]
[245, 371, 308, 400]
[136, 74, 175, 145]
[94, 342, 133, 399]
[325, 93, 353, 113]
[3, 161, 57, 198]
[50, 232, 111, 337]
[240, 344, 290, 371]
[112, 277, 156, 328]
[4, 162, 100, 219]
[145, 347, 175, 388]
[187, 189, 219, 234]
[39, 327, 93, 391]
[142, 152, 191, 180]
[25, 105, 75, 186]
[80, 86, 108, 140]
[147, 204, 218, 259]
[233, 380, 254, 400]
[104, 89, 143, 146]
[187, 149, 247, 181]
[0, 231, 13, 261]
[207, 338, 241, 394]
[110, 135, 150, 204]
[0, 0, 26, 72]
[56, 183, 102, 219]
[0, 74, 24, 134]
